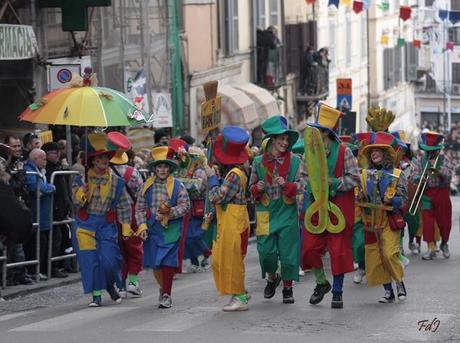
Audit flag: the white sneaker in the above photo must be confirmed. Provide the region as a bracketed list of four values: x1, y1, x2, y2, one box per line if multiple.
[127, 282, 142, 297]
[299, 267, 305, 277]
[200, 256, 211, 270]
[441, 243, 450, 259]
[353, 269, 365, 284]
[119, 289, 128, 299]
[159, 294, 172, 308]
[422, 250, 436, 260]
[396, 281, 407, 302]
[189, 264, 202, 273]
[223, 296, 248, 312]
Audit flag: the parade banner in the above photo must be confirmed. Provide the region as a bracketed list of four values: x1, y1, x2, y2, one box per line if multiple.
[0, 24, 38, 60]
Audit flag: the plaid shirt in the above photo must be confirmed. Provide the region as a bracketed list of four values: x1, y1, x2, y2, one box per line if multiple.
[178, 167, 207, 201]
[209, 170, 247, 205]
[72, 173, 132, 224]
[111, 164, 143, 199]
[249, 153, 307, 201]
[410, 154, 452, 188]
[135, 177, 190, 227]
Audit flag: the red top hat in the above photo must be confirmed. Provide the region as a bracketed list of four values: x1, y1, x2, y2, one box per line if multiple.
[339, 135, 352, 143]
[420, 131, 444, 151]
[361, 132, 398, 163]
[213, 126, 249, 165]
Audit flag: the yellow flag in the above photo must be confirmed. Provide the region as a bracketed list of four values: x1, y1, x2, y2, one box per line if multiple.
[341, 0, 352, 6]
[380, 35, 389, 45]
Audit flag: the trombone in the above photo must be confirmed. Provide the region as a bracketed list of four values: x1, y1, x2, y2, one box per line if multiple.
[408, 143, 443, 215]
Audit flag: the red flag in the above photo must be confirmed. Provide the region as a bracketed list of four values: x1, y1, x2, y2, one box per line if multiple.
[353, 1, 364, 13]
[306, 0, 315, 3]
[400, 6, 412, 21]
[413, 39, 421, 48]
[447, 41, 454, 51]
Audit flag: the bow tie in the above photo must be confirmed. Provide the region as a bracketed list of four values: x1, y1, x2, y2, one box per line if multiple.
[88, 175, 109, 185]
[266, 155, 284, 165]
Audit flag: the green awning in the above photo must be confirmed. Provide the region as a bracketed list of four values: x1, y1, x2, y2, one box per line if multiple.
[0, 24, 38, 60]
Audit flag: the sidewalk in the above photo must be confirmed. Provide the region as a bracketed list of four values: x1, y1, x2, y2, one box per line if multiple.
[1, 273, 81, 300]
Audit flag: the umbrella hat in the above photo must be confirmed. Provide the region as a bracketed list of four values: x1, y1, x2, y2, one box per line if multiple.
[262, 115, 299, 150]
[419, 131, 444, 151]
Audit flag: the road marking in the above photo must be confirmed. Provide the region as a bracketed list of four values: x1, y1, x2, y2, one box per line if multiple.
[0, 311, 35, 322]
[9, 306, 136, 332]
[125, 306, 220, 332]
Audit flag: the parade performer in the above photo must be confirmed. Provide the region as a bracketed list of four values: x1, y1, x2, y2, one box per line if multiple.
[302, 104, 359, 309]
[135, 146, 190, 308]
[170, 139, 211, 272]
[72, 132, 132, 307]
[358, 132, 408, 303]
[249, 115, 303, 304]
[206, 126, 250, 312]
[410, 132, 452, 260]
[110, 145, 144, 298]
[340, 135, 366, 284]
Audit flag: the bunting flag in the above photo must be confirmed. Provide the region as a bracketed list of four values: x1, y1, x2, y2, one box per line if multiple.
[449, 11, 460, 25]
[447, 41, 454, 51]
[363, 0, 370, 10]
[439, 9, 448, 21]
[353, 1, 364, 13]
[399, 6, 412, 21]
[305, 0, 316, 4]
[380, 35, 389, 45]
[341, 0, 352, 7]
[413, 40, 421, 48]
[329, 0, 340, 7]
[397, 38, 405, 47]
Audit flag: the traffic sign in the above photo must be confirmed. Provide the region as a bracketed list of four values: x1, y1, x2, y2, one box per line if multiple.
[337, 78, 352, 110]
[337, 94, 352, 111]
[337, 78, 352, 95]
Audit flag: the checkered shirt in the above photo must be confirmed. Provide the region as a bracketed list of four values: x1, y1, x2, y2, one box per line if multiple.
[208, 170, 247, 205]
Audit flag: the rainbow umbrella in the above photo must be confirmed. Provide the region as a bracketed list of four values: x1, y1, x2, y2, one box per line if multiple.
[20, 86, 149, 127]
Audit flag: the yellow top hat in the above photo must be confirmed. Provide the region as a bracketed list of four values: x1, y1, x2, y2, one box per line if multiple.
[308, 103, 342, 140]
[149, 146, 177, 171]
[110, 150, 129, 165]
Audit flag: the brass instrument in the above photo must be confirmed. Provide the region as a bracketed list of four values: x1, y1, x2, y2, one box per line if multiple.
[408, 143, 444, 216]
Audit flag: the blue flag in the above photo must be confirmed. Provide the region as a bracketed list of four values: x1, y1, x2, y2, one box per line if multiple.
[439, 9, 448, 21]
[449, 11, 460, 24]
[329, 0, 340, 7]
[363, 0, 370, 10]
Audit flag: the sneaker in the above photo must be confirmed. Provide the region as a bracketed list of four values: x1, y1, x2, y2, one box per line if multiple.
[88, 295, 102, 307]
[440, 243, 450, 259]
[107, 286, 122, 303]
[396, 281, 407, 302]
[190, 264, 202, 273]
[200, 257, 211, 270]
[119, 288, 128, 299]
[409, 242, 420, 255]
[299, 267, 305, 277]
[282, 287, 295, 304]
[400, 255, 410, 268]
[39, 273, 48, 281]
[378, 290, 395, 303]
[353, 269, 365, 284]
[331, 293, 343, 309]
[51, 268, 68, 279]
[222, 296, 249, 312]
[422, 250, 436, 260]
[15, 274, 33, 285]
[309, 281, 332, 305]
[127, 282, 143, 297]
[159, 294, 172, 308]
[264, 274, 281, 299]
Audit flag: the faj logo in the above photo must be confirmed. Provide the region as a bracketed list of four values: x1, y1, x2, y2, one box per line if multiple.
[417, 318, 441, 333]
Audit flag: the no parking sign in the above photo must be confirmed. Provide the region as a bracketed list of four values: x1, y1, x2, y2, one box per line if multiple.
[48, 64, 81, 91]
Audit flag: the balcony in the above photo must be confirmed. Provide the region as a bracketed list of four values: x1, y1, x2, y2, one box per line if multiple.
[296, 65, 329, 101]
[255, 45, 286, 90]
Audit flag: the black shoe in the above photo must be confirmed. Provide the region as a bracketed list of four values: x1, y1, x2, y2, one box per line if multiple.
[282, 287, 295, 304]
[396, 281, 407, 302]
[51, 269, 68, 279]
[331, 292, 343, 309]
[64, 266, 78, 273]
[107, 286, 122, 303]
[16, 275, 33, 285]
[309, 281, 331, 305]
[264, 274, 281, 299]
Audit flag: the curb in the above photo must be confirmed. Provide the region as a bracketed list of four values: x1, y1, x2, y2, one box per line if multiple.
[1, 275, 81, 300]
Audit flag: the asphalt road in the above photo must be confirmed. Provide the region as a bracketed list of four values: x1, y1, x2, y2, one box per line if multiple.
[1, 198, 460, 343]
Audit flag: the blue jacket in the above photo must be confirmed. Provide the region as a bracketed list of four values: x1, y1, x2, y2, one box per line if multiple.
[25, 161, 55, 231]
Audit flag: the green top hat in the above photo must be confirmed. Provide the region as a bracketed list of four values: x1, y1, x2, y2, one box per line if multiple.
[261, 115, 299, 150]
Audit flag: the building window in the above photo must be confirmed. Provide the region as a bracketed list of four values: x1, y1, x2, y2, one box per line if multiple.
[452, 63, 460, 84]
[425, 0, 435, 6]
[361, 15, 367, 60]
[383, 48, 394, 90]
[452, 0, 460, 10]
[346, 15, 352, 66]
[269, 0, 279, 27]
[257, 0, 266, 29]
[449, 27, 460, 45]
[218, 0, 239, 55]
[329, 18, 336, 71]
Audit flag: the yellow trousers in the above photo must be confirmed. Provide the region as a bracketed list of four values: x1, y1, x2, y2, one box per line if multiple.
[365, 225, 404, 287]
